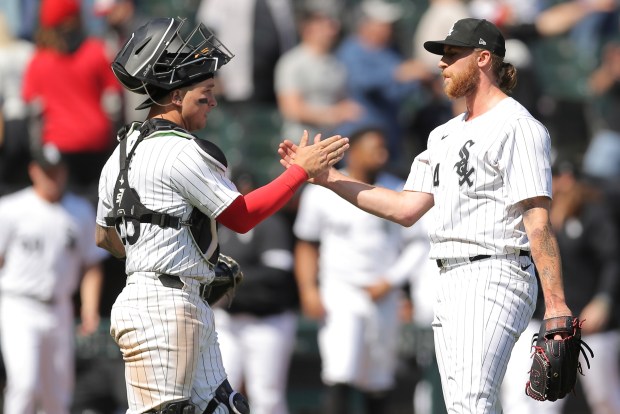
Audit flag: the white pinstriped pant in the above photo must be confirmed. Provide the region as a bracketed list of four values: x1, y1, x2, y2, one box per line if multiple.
[110, 273, 228, 414]
[433, 255, 537, 414]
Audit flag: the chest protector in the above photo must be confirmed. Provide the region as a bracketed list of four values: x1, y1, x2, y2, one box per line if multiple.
[104, 119, 225, 266]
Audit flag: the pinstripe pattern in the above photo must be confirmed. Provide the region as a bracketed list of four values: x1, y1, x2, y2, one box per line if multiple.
[97, 125, 240, 413]
[433, 257, 537, 413]
[97, 128, 240, 281]
[402, 97, 549, 413]
[110, 275, 227, 413]
[404, 97, 552, 260]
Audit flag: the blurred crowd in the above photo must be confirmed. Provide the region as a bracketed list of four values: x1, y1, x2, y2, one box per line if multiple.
[0, 0, 619, 413]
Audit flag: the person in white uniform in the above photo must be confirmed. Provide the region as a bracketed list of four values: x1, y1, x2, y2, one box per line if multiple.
[213, 170, 299, 414]
[279, 18, 573, 414]
[95, 17, 348, 414]
[294, 127, 420, 414]
[0, 143, 106, 414]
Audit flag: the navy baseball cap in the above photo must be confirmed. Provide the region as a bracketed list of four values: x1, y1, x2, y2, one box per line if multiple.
[424, 18, 506, 57]
[31, 143, 66, 169]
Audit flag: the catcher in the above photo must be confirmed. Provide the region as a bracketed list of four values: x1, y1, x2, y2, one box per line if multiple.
[95, 17, 349, 414]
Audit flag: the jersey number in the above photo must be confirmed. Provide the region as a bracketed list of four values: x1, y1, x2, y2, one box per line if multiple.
[433, 163, 440, 187]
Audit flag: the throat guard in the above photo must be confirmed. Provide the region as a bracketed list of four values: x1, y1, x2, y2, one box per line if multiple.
[104, 119, 225, 266]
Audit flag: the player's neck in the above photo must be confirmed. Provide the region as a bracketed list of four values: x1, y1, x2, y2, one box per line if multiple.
[33, 186, 62, 203]
[464, 87, 508, 121]
[148, 110, 185, 130]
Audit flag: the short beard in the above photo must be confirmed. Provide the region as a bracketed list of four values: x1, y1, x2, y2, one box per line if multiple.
[444, 58, 479, 99]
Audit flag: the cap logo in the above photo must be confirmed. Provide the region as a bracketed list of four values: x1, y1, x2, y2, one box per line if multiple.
[479, 38, 487, 45]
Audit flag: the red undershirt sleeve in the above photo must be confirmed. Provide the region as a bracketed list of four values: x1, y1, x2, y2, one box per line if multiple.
[216, 165, 308, 233]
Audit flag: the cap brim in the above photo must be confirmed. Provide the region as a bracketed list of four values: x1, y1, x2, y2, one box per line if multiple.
[423, 39, 474, 55]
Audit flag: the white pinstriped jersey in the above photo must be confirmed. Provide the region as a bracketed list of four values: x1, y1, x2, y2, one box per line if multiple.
[97, 124, 240, 282]
[404, 97, 552, 259]
[294, 171, 416, 286]
[0, 188, 106, 302]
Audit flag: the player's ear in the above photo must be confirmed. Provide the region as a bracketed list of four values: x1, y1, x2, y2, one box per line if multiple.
[172, 90, 183, 106]
[477, 49, 492, 67]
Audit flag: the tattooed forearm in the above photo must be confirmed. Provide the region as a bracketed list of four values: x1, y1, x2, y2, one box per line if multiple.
[521, 197, 568, 311]
[532, 224, 558, 258]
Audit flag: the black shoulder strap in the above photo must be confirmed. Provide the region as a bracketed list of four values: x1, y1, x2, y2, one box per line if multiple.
[104, 122, 181, 232]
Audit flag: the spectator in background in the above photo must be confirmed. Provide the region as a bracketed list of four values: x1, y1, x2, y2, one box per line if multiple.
[408, 0, 470, 157]
[483, 0, 619, 165]
[197, 0, 297, 105]
[21, 0, 122, 202]
[94, 0, 149, 125]
[213, 169, 299, 414]
[0, 12, 34, 195]
[293, 127, 419, 414]
[196, 0, 298, 178]
[0, 143, 106, 414]
[336, 0, 431, 172]
[274, 0, 362, 143]
[582, 37, 620, 180]
[502, 159, 620, 414]
[412, 0, 470, 75]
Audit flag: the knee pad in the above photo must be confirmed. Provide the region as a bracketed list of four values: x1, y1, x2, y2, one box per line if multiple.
[152, 398, 196, 414]
[203, 379, 250, 414]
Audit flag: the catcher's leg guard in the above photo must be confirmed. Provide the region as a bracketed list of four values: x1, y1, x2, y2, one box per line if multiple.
[202, 379, 250, 414]
[150, 398, 196, 414]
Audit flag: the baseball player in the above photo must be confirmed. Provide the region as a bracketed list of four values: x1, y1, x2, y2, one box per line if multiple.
[293, 127, 421, 414]
[279, 18, 573, 413]
[95, 17, 348, 414]
[0, 143, 106, 414]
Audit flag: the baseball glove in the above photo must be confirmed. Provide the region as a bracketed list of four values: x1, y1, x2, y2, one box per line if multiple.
[203, 254, 244, 306]
[525, 316, 594, 402]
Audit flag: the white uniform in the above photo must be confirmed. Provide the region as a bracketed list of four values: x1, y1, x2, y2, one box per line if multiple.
[97, 121, 241, 413]
[294, 172, 418, 391]
[0, 188, 106, 414]
[405, 97, 548, 413]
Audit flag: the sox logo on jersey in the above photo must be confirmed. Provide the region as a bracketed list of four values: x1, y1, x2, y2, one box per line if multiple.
[454, 140, 475, 186]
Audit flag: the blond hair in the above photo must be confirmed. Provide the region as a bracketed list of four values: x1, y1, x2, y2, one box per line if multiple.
[490, 54, 517, 94]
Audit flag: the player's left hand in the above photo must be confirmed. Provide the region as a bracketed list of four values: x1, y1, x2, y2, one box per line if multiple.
[579, 295, 611, 335]
[363, 279, 392, 301]
[543, 305, 573, 340]
[78, 309, 101, 336]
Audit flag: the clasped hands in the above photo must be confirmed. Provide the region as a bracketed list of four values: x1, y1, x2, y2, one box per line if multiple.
[278, 130, 349, 181]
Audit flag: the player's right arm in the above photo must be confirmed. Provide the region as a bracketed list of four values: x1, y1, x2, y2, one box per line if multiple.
[95, 224, 126, 259]
[216, 132, 348, 233]
[320, 168, 434, 227]
[278, 139, 434, 226]
[294, 240, 325, 320]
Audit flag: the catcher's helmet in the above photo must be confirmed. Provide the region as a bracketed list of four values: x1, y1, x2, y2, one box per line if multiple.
[111, 17, 233, 107]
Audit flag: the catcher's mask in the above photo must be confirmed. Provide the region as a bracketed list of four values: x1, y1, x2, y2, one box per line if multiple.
[111, 17, 234, 109]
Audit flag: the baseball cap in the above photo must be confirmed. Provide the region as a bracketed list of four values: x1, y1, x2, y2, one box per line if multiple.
[31, 144, 66, 169]
[424, 18, 506, 57]
[40, 0, 80, 28]
[360, 0, 403, 24]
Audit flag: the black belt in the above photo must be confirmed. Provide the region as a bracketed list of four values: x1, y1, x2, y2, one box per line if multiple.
[158, 274, 211, 299]
[436, 250, 531, 269]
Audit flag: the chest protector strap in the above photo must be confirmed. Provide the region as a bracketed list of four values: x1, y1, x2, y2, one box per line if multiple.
[104, 121, 220, 266]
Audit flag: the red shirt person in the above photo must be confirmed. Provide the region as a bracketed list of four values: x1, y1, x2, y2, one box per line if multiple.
[22, 0, 122, 197]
